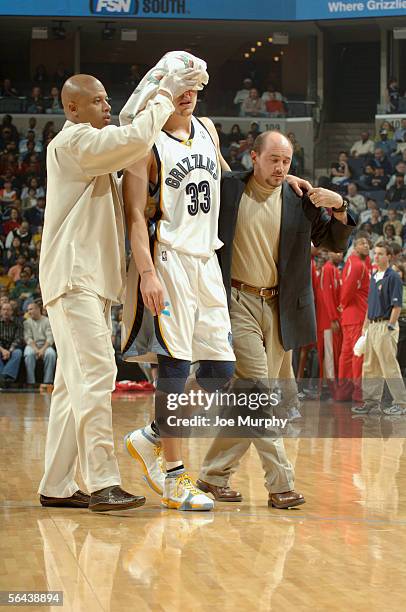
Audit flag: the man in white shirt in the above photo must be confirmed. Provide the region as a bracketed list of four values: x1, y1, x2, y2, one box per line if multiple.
[38, 70, 200, 512]
[23, 301, 56, 386]
[233, 78, 253, 113]
[350, 131, 375, 157]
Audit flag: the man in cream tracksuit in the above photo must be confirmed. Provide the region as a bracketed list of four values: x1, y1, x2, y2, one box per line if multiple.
[38, 70, 200, 512]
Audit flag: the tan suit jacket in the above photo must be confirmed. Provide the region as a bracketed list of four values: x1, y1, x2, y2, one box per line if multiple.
[39, 94, 174, 306]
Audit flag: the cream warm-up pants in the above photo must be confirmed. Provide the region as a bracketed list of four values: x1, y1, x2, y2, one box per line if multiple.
[38, 287, 121, 497]
[199, 288, 295, 494]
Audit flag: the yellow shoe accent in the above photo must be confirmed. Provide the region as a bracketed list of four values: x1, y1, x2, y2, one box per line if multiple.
[126, 436, 163, 495]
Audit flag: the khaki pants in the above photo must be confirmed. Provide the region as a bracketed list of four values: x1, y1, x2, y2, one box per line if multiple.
[38, 287, 121, 497]
[199, 288, 295, 494]
[362, 320, 406, 409]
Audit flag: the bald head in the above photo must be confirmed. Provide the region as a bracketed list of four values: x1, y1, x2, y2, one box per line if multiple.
[253, 130, 293, 155]
[61, 74, 111, 129]
[251, 130, 293, 189]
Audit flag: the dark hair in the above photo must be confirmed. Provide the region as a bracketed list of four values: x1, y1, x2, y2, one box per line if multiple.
[375, 241, 393, 256]
[354, 231, 370, 243]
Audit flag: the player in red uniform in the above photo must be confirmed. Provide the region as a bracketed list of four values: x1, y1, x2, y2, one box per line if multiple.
[336, 234, 371, 402]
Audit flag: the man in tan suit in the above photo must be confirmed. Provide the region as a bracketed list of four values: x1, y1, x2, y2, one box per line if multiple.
[38, 70, 200, 512]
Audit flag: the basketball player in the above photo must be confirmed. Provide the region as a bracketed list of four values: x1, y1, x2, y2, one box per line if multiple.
[122, 86, 236, 511]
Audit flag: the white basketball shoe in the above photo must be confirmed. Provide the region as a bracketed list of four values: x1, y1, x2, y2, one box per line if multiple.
[162, 470, 214, 511]
[124, 426, 165, 495]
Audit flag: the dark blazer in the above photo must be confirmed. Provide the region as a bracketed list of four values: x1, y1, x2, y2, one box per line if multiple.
[217, 170, 356, 351]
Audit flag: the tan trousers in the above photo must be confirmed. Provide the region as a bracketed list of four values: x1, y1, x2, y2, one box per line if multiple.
[38, 287, 121, 497]
[362, 320, 406, 409]
[199, 288, 295, 493]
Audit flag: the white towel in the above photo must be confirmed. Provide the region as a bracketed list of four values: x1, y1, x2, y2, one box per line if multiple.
[119, 51, 208, 126]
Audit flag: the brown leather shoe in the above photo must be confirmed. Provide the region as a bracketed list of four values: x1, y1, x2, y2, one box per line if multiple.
[89, 486, 146, 512]
[268, 490, 305, 509]
[196, 479, 242, 502]
[40, 489, 90, 508]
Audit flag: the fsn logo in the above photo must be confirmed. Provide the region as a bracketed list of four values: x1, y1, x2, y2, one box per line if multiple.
[91, 0, 138, 14]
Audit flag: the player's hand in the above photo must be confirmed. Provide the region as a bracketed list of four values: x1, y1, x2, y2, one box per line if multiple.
[308, 187, 343, 209]
[158, 69, 201, 100]
[140, 272, 165, 316]
[331, 320, 340, 333]
[286, 174, 312, 196]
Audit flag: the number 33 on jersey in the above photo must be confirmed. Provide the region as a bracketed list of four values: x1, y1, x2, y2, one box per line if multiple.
[151, 117, 222, 258]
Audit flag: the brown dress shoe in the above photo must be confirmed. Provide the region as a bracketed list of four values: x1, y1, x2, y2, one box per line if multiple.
[40, 489, 90, 508]
[89, 486, 146, 512]
[196, 479, 242, 502]
[268, 490, 305, 509]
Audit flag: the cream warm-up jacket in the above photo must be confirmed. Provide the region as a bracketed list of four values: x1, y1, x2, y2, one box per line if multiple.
[39, 93, 174, 307]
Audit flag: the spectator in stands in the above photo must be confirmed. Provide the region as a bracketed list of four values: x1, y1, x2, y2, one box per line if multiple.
[386, 160, 406, 190]
[10, 266, 37, 306]
[19, 130, 43, 157]
[330, 151, 352, 186]
[241, 88, 266, 117]
[359, 197, 379, 224]
[21, 177, 45, 200]
[21, 188, 37, 213]
[370, 166, 389, 191]
[46, 86, 63, 114]
[350, 131, 375, 157]
[214, 123, 229, 150]
[1, 115, 19, 143]
[237, 131, 255, 159]
[24, 196, 45, 228]
[249, 122, 261, 139]
[6, 221, 32, 250]
[33, 64, 49, 85]
[385, 175, 406, 207]
[287, 132, 305, 175]
[0, 180, 17, 204]
[26, 86, 45, 114]
[26, 117, 38, 138]
[346, 182, 366, 217]
[265, 92, 286, 117]
[379, 223, 402, 247]
[227, 147, 245, 171]
[261, 83, 283, 103]
[233, 78, 253, 114]
[2, 208, 20, 236]
[383, 207, 403, 235]
[394, 118, 406, 142]
[0, 78, 19, 98]
[366, 207, 384, 236]
[392, 146, 406, 168]
[53, 62, 71, 89]
[7, 255, 27, 283]
[125, 64, 142, 90]
[361, 222, 379, 245]
[386, 78, 400, 113]
[227, 124, 244, 147]
[23, 301, 56, 387]
[42, 121, 55, 142]
[0, 301, 23, 389]
[375, 129, 396, 157]
[372, 147, 392, 175]
[0, 263, 14, 292]
[0, 127, 16, 152]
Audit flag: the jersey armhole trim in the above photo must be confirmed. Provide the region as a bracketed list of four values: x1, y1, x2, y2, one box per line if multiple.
[149, 145, 161, 197]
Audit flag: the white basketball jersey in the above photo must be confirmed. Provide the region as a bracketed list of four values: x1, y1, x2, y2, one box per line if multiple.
[151, 117, 222, 257]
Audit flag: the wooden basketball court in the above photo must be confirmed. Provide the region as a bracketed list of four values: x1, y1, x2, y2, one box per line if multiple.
[1, 391, 406, 611]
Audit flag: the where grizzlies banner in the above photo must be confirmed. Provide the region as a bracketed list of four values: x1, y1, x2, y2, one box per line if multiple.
[1, 0, 405, 20]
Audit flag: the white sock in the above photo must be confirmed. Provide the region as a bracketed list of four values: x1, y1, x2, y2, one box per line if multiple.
[166, 460, 184, 472]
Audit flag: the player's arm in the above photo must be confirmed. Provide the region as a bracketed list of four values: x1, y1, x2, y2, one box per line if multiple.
[199, 116, 230, 172]
[123, 154, 165, 316]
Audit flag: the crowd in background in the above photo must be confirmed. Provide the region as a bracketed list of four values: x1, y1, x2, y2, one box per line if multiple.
[2, 96, 406, 391]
